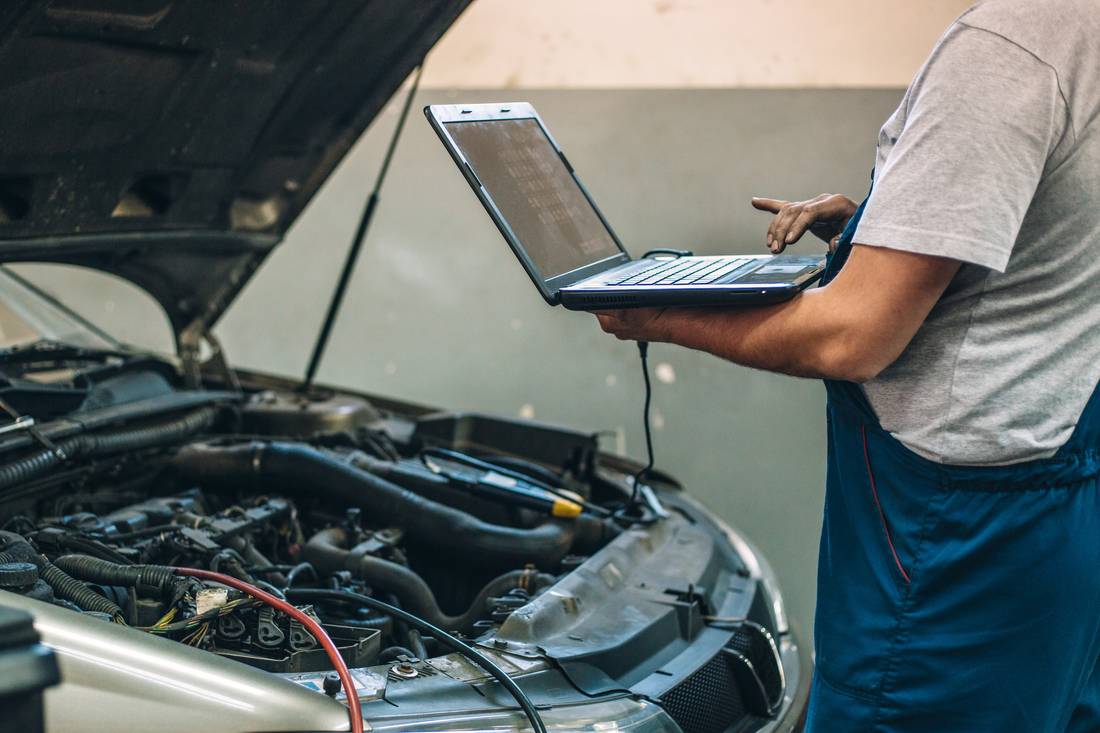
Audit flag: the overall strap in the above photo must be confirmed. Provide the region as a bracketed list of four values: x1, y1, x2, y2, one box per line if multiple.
[822, 180, 876, 420]
[819, 187, 872, 287]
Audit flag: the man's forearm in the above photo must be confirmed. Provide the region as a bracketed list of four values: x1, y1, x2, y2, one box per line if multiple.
[651, 288, 861, 380]
[627, 245, 962, 382]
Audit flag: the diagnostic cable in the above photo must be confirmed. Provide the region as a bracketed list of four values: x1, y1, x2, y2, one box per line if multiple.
[617, 248, 690, 522]
[630, 339, 656, 510]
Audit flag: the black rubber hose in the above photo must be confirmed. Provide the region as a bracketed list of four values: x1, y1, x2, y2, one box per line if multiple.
[52, 555, 178, 600]
[0, 535, 129, 620]
[304, 527, 556, 632]
[37, 560, 125, 621]
[0, 406, 219, 492]
[171, 442, 577, 568]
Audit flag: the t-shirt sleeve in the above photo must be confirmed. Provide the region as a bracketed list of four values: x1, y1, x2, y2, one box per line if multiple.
[854, 24, 1069, 273]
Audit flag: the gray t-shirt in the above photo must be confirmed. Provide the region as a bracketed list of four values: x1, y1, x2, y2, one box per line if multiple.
[856, 0, 1100, 466]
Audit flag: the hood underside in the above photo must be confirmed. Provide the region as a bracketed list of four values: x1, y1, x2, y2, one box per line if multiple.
[0, 0, 471, 338]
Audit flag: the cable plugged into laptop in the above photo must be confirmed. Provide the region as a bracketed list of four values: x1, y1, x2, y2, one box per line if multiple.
[642, 248, 694, 260]
[614, 339, 669, 526]
[634, 340, 655, 492]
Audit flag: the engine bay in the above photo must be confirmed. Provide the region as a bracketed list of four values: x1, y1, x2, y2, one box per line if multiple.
[0, 384, 628, 675]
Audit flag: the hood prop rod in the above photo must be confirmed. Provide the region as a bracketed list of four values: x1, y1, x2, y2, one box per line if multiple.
[301, 63, 424, 394]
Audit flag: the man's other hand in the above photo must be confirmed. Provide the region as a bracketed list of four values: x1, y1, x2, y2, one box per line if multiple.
[752, 194, 858, 253]
[595, 308, 669, 342]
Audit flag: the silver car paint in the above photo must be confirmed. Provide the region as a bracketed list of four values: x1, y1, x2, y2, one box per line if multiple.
[0, 590, 350, 733]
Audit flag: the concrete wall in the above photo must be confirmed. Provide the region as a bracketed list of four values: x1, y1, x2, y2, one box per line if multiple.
[424, 0, 972, 88]
[10, 0, 977, 642]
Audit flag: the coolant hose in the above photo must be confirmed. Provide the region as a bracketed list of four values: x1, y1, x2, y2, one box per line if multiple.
[305, 527, 555, 632]
[171, 441, 577, 568]
[52, 555, 178, 600]
[0, 406, 219, 492]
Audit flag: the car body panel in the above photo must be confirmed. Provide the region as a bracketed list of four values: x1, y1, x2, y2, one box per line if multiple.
[0, 590, 351, 733]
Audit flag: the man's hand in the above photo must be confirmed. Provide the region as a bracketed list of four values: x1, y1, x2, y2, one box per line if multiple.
[751, 194, 859, 253]
[594, 308, 669, 342]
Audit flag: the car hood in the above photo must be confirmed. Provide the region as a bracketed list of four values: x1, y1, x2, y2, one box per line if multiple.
[0, 0, 470, 341]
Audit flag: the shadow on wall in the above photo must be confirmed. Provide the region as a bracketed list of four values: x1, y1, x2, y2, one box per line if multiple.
[18, 88, 902, 644]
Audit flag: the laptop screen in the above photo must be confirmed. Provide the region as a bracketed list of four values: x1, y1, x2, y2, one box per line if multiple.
[444, 117, 622, 280]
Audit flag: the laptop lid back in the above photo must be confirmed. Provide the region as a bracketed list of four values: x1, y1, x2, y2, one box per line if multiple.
[426, 103, 631, 304]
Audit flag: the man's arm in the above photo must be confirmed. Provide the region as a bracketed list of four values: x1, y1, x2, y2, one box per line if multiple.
[595, 244, 960, 383]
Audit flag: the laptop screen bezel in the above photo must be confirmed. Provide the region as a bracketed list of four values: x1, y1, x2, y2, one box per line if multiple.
[425, 102, 632, 305]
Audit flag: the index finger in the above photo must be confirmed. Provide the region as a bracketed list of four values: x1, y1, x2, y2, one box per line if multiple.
[751, 197, 788, 214]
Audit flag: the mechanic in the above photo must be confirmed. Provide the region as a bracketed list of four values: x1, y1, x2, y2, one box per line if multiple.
[595, 1, 1100, 731]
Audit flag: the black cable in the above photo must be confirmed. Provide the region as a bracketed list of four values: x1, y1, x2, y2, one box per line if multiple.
[614, 253, 682, 520]
[608, 341, 659, 525]
[284, 561, 317, 589]
[631, 341, 655, 509]
[641, 247, 694, 259]
[57, 535, 132, 565]
[89, 525, 181, 541]
[285, 588, 548, 733]
[302, 64, 424, 392]
[253, 578, 287, 601]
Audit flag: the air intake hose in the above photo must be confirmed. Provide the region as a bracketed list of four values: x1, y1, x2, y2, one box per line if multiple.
[0, 406, 219, 492]
[305, 527, 555, 632]
[170, 442, 577, 568]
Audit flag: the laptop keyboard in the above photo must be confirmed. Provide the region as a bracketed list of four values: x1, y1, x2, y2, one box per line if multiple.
[605, 256, 753, 287]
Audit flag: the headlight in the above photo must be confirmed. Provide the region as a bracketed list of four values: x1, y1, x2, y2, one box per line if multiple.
[365, 696, 680, 733]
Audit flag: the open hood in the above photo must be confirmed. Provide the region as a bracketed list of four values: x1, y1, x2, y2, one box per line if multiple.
[0, 0, 471, 345]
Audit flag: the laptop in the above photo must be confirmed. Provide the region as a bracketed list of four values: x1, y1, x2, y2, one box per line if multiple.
[425, 102, 825, 310]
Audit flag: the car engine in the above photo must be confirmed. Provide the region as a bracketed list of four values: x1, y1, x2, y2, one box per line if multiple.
[0, 387, 622, 675]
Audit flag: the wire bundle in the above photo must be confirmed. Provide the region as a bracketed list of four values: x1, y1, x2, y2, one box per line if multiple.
[172, 568, 366, 733]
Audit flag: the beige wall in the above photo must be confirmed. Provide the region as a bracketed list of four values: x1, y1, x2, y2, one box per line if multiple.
[424, 0, 976, 89]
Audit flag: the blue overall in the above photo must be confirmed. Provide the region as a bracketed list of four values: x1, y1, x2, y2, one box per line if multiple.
[804, 195, 1100, 732]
